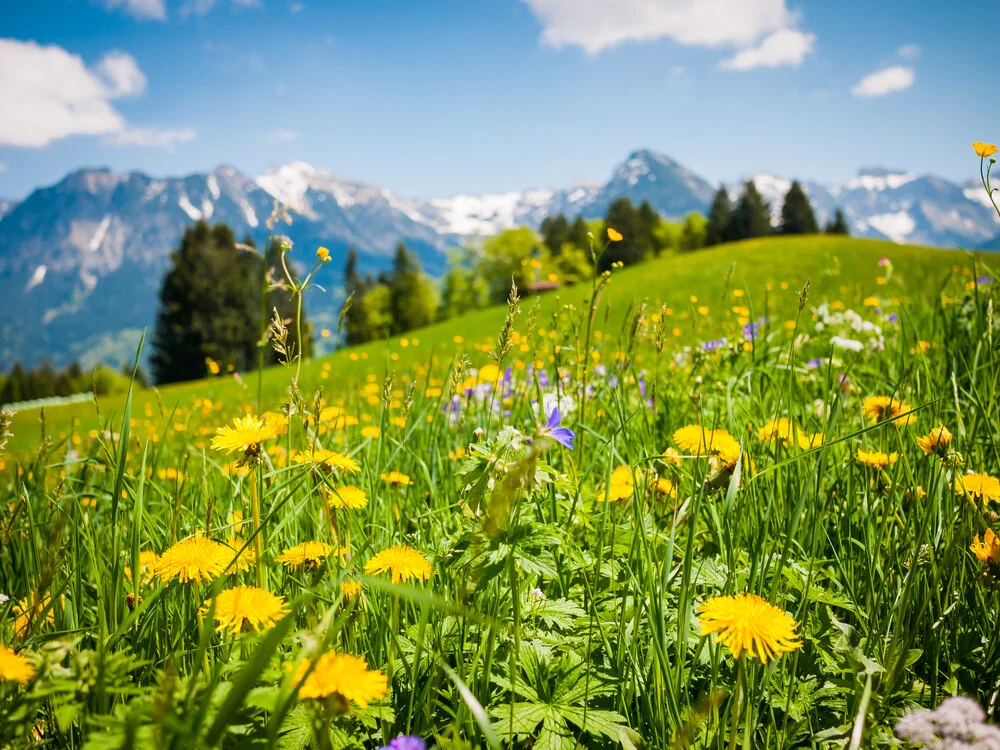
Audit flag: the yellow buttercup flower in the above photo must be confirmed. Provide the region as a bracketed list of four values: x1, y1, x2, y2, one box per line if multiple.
[861, 396, 915, 426]
[970, 529, 1000, 565]
[211, 415, 279, 458]
[698, 593, 802, 662]
[856, 449, 898, 470]
[607, 227, 623, 242]
[916, 424, 952, 456]
[327, 485, 368, 510]
[156, 536, 233, 584]
[292, 449, 360, 474]
[957, 473, 1000, 503]
[316, 246, 330, 262]
[973, 142, 998, 158]
[364, 545, 433, 584]
[0, 645, 35, 684]
[275, 541, 338, 569]
[204, 586, 289, 635]
[293, 651, 388, 707]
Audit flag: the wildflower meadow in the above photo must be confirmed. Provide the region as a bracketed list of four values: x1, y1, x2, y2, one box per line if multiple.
[1, 143, 1000, 749]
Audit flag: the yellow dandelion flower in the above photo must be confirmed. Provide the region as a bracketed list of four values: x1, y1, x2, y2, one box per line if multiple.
[973, 142, 998, 158]
[607, 227, 623, 242]
[381, 471, 413, 487]
[263, 411, 289, 436]
[916, 424, 952, 456]
[604, 465, 634, 502]
[674, 425, 742, 465]
[970, 529, 1000, 565]
[275, 541, 337, 569]
[798, 432, 824, 450]
[327, 485, 368, 510]
[124, 550, 160, 584]
[361, 425, 381, 439]
[204, 586, 288, 636]
[0, 645, 35, 684]
[856, 449, 898, 470]
[156, 536, 233, 584]
[292, 449, 360, 474]
[698, 593, 802, 662]
[293, 651, 388, 707]
[211, 415, 278, 457]
[341, 581, 363, 598]
[223, 536, 256, 573]
[957, 473, 1000, 503]
[364, 545, 433, 584]
[757, 417, 793, 443]
[12, 592, 53, 639]
[662, 447, 683, 466]
[861, 396, 915, 426]
[654, 477, 676, 498]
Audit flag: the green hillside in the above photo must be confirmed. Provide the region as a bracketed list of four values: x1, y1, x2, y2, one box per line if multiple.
[3, 235, 973, 454]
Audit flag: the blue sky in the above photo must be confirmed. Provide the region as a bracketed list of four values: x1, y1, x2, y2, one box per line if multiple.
[0, 0, 992, 200]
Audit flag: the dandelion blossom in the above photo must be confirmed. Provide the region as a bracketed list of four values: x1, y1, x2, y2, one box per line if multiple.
[757, 417, 793, 443]
[13, 592, 53, 638]
[275, 541, 337, 569]
[856, 449, 898, 470]
[970, 529, 1000, 565]
[381, 471, 413, 487]
[673, 425, 741, 466]
[0, 645, 35, 684]
[604, 465, 634, 502]
[292, 449, 360, 474]
[205, 586, 288, 635]
[293, 651, 388, 707]
[211, 415, 278, 458]
[916, 424, 952, 456]
[861, 396, 915, 426]
[341, 581, 363, 598]
[654, 477, 676, 498]
[327, 485, 369, 510]
[124, 550, 160, 584]
[223, 536, 256, 573]
[156, 536, 233, 584]
[957, 473, 1000, 503]
[698, 593, 802, 662]
[364, 545, 433, 584]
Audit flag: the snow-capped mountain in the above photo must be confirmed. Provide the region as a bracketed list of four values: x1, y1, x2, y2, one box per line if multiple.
[737, 167, 999, 248]
[1, 148, 997, 369]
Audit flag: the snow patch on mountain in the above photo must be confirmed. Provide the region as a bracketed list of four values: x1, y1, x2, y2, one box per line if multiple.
[868, 211, 916, 242]
[178, 194, 201, 220]
[206, 174, 220, 200]
[845, 171, 917, 192]
[89, 214, 112, 252]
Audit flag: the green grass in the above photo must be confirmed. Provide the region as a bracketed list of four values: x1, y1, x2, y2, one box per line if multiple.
[2, 233, 998, 749]
[5, 236, 968, 454]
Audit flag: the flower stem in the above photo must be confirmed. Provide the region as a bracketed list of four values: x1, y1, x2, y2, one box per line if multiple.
[728, 655, 745, 750]
[251, 467, 264, 589]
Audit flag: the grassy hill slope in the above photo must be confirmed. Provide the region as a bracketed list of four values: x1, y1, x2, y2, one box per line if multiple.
[3, 235, 976, 454]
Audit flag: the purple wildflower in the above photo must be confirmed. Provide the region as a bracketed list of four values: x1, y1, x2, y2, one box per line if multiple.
[806, 358, 825, 369]
[977, 275, 994, 286]
[379, 737, 426, 750]
[702, 337, 727, 352]
[541, 407, 575, 450]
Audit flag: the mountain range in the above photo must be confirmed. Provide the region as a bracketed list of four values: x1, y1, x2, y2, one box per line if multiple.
[1, 149, 997, 369]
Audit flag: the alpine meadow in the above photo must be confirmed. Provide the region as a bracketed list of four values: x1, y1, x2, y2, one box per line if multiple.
[3, 2, 1000, 746]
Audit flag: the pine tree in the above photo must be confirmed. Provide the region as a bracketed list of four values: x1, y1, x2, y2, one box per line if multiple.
[343, 249, 373, 345]
[0, 363, 25, 404]
[540, 215, 570, 256]
[780, 181, 819, 235]
[151, 221, 259, 384]
[568, 216, 592, 257]
[825, 208, 850, 235]
[637, 201, 661, 256]
[389, 243, 436, 334]
[679, 213, 707, 251]
[599, 198, 645, 271]
[726, 181, 772, 242]
[704, 187, 732, 247]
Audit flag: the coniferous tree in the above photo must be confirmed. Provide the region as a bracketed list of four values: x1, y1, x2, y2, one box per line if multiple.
[151, 221, 258, 384]
[388, 243, 437, 334]
[637, 201, 661, 256]
[726, 181, 772, 242]
[343, 249, 372, 345]
[825, 208, 850, 235]
[540, 215, 571, 256]
[0, 363, 25, 404]
[780, 181, 819, 235]
[568, 216, 592, 257]
[679, 213, 707, 252]
[704, 187, 732, 247]
[599, 198, 646, 271]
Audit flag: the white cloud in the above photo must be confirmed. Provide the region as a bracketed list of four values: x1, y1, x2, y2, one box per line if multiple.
[851, 65, 915, 98]
[95, 50, 148, 97]
[0, 39, 193, 150]
[267, 129, 299, 142]
[289, 2, 304, 11]
[718, 28, 814, 70]
[520, 0, 796, 54]
[111, 126, 199, 150]
[897, 43, 921, 59]
[0, 162, 7, 174]
[101, 0, 166, 20]
[0, 39, 125, 147]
